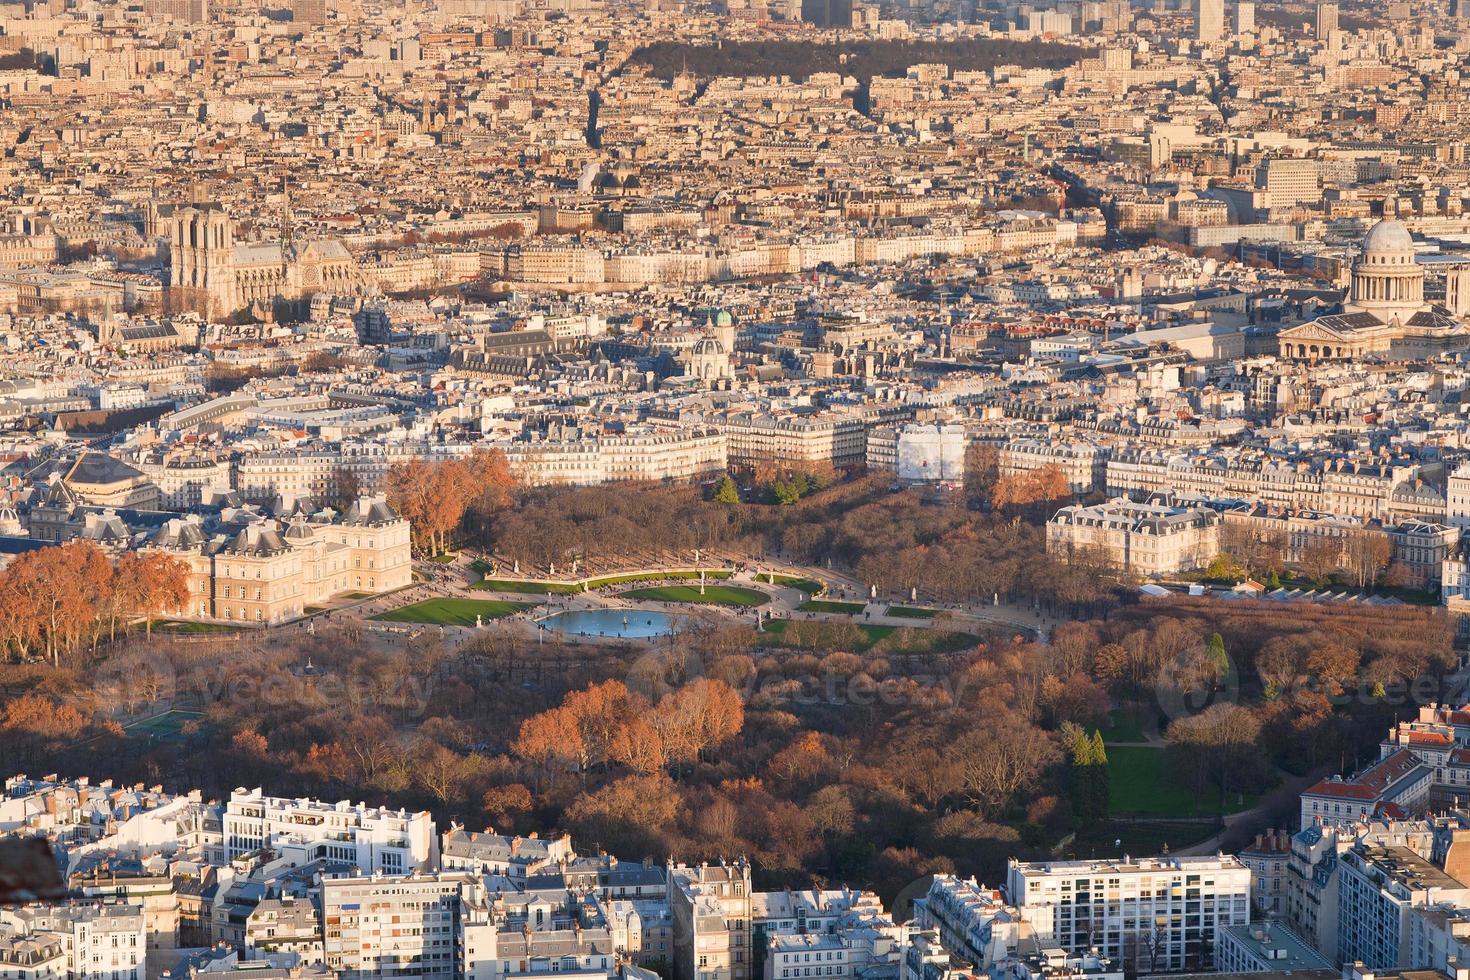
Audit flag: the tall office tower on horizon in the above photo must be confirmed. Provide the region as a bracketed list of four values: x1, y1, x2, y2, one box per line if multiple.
[1316, 0, 1339, 35]
[800, 0, 852, 26]
[1233, 0, 1254, 34]
[1196, 0, 1224, 42]
[1100, 0, 1131, 32]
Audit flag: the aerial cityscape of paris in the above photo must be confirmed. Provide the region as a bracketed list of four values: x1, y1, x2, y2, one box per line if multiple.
[12, 1, 1470, 980]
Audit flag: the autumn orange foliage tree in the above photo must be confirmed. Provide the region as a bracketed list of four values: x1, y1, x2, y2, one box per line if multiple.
[990, 463, 1070, 513]
[386, 449, 515, 555]
[0, 541, 191, 665]
[513, 677, 744, 785]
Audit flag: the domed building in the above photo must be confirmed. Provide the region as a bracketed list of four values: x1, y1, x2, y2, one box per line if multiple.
[688, 336, 732, 381]
[1279, 219, 1469, 361]
[682, 309, 736, 383]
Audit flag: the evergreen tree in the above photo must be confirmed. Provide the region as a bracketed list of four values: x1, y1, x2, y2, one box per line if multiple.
[1063, 723, 1099, 821]
[1089, 729, 1110, 820]
[1206, 632, 1229, 681]
[713, 475, 740, 504]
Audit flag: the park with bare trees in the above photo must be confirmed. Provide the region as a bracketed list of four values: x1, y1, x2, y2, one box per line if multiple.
[0, 467, 1458, 900]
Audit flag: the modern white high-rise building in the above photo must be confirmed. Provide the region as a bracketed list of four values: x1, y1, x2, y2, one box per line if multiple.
[321, 873, 496, 980]
[1005, 855, 1250, 973]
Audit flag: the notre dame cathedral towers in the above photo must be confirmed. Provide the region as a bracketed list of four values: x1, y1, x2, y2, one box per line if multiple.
[170, 206, 237, 316]
[164, 199, 361, 319]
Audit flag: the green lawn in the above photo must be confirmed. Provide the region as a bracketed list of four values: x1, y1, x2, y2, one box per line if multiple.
[761, 620, 976, 654]
[152, 620, 240, 634]
[591, 570, 732, 587]
[475, 579, 581, 594]
[371, 598, 537, 626]
[799, 600, 865, 614]
[886, 605, 937, 618]
[758, 573, 824, 594]
[619, 585, 769, 607]
[475, 570, 734, 593]
[124, 709, 205, 743]
[427, 553, 458, 564]
[1102, 707, 1148, 744]
[1108, 746, 1258, 817]
[1068, 819, 1216, 859]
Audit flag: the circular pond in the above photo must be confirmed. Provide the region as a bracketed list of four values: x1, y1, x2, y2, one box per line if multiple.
[540, 609, 682, 639]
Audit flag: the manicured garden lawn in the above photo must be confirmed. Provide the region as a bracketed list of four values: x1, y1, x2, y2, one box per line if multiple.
[1102, 707, 1148, 744]
[474, 570, 734, 593]
[758, 573, 824, 594]
[886, 605, 937, 618]
[591, 570, 732, 586]
[619, 585, 768, 607]
[371, 598, 536, 626]
[1107, 746, 1258, 817]
[799, 600, 865, 614]
[475, 579, 581, 594]
[152, 620, 240, 634]
[427, 553, 457, 564]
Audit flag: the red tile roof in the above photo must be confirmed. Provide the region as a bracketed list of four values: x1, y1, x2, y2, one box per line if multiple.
[1303, 749, 1427, 801]
[1401, 732, 1454, 747]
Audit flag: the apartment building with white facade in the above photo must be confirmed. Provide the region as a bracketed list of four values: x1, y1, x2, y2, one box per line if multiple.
[0, 905, 145, 980]
[0, 933, 66, 980]
[721, 413, 867, 470]
[668, 860, 752, 980]
[990, 948, 1123, 980]
[1213, 921, 1331, 974]
[765, 926, 902, 980]
[1004, 855, 1250, 973]
[758, 887, 882, 980]
[1000, 439, 1109, 495]
[321, 872, 494, 980]
[440, 829, 574, 879]
[498, 426, 727, 486]
[222, 789, 436, 873]
[1299, 750, 1433, 832]
[911, 875, 1038, 971]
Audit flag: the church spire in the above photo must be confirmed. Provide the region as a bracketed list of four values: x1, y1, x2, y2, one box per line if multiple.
[280, 176, 295, 251]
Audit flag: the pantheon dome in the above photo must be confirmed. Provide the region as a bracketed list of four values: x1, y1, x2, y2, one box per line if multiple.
[1278, 219, 1468, 362]
[1346, 219, 1424, 322]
